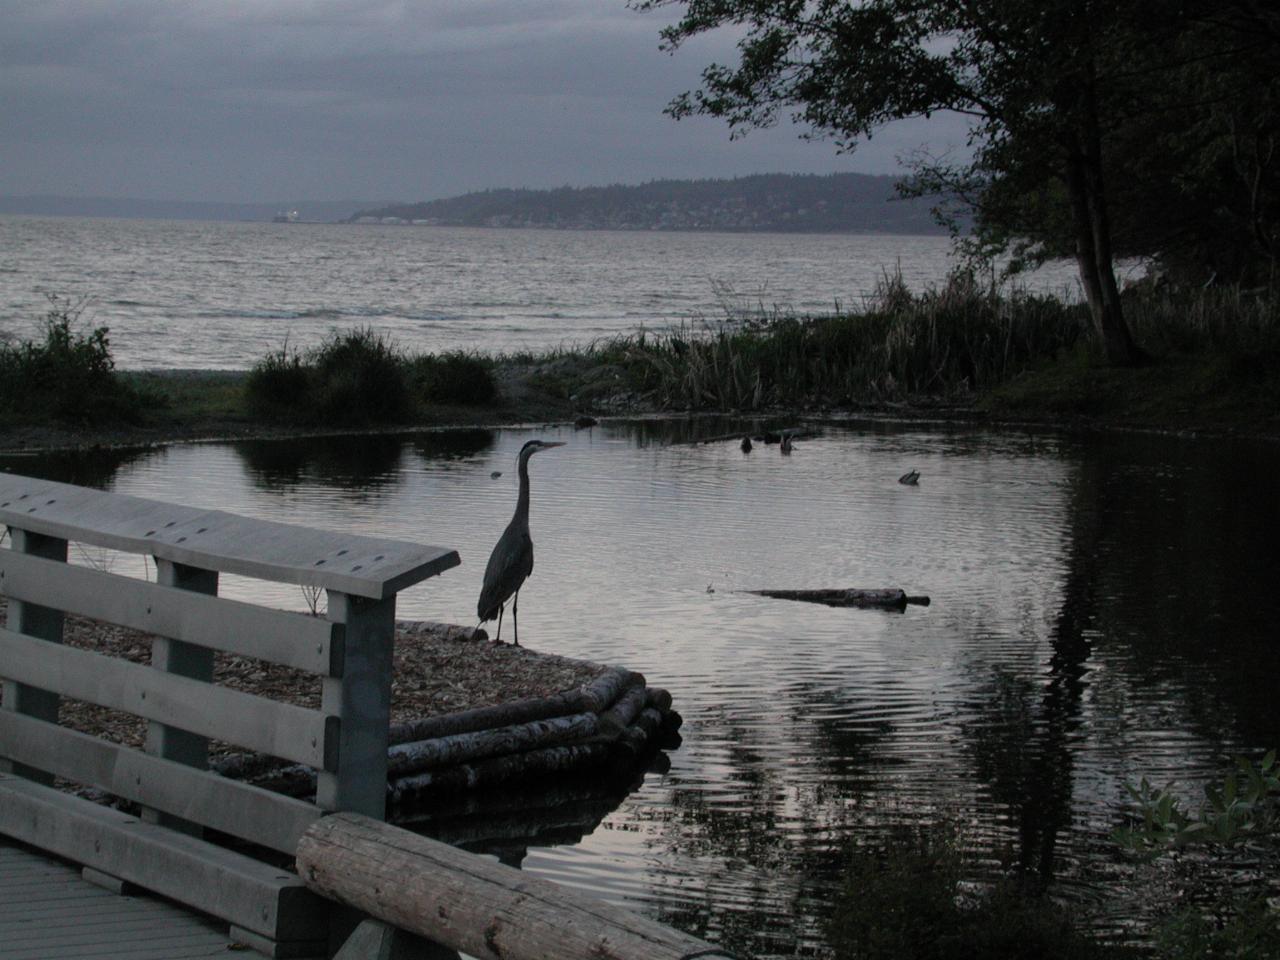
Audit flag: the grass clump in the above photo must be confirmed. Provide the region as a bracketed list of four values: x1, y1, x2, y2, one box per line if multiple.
[573, 271, 1088, 411]
[247, 329, 498, 426]
[544, 273, 1280, 432]
[247, 328, 412, 426]
[409, 351, 496, 404]
[0, 296, 162, 425]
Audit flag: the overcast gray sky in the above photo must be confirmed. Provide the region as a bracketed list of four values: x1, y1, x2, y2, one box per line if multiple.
[2, 1, 969, 203]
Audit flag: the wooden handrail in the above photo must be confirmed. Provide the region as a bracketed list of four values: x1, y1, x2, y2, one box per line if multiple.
[0, 473, 459, 599]
[1, 472, 720, 960]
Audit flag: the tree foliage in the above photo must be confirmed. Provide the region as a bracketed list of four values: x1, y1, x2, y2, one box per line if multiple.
[639, 0, 1280, 363]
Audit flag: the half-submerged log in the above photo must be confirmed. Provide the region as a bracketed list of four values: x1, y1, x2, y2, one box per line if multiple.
[743, 587, 930, 609]
[297, 812, 735, 960]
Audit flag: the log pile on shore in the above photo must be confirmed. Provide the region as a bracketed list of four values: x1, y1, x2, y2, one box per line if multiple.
[1, 598, 683, 820]
[215, 643, 683, 811]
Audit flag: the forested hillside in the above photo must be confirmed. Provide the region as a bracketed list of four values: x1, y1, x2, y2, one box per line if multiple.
[349, 173, 945, 233]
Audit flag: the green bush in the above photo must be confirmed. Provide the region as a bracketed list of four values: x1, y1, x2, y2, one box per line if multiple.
[1115, 752, 1280, 960]
[309, 328, 412, 425]
[245, 343, 310, 413]
[410, 351, 496, 404]
[246, 328, 414, 426]
[0, 296, 159, 424]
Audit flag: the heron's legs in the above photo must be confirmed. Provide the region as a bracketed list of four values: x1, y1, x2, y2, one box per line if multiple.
[494, 603, 505, 644]
[512, 591, 520, 646]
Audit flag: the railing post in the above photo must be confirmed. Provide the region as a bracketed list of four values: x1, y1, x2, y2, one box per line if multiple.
[0, 528, 67, 784]
[142, 558, 217, 833]
[316, 590, 395, 820]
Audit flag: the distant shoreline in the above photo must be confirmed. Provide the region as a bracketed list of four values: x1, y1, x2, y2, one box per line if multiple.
[1, 173, 950, 234]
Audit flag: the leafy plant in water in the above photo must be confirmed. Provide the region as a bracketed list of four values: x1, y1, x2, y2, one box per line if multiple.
[1113, 750, 1280, 853]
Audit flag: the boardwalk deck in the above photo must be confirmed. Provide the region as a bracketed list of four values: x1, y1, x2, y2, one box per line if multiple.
[0, 837, 295, 960]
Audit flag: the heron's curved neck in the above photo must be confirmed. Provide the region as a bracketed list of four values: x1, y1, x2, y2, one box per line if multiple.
[515, 451, 533, 521]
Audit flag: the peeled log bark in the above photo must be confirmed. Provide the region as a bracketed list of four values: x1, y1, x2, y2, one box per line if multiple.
[743, 588, 930, 609]
[387, 668, 641, 746]
[297, 813, 734, 960]
[618, 707, 666, 755]
[596, 683, 649, 738]
[388, 743, 615, 805]
[388, 713, 600, 776]
[645, 687, 673, 713]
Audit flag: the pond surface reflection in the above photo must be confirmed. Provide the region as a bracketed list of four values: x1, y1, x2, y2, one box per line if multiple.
[5, 420, 1277, 956]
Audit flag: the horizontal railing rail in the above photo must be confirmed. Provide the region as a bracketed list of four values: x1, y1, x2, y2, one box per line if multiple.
[0, 470, 461, 953]
[0, 471, 733, 960]
[0, 550, 343, 674]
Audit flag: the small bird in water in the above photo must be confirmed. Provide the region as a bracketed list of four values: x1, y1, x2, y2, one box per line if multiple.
[741, 435, 753, 453]
[477, 439, 564, 645]
[490, 471, 503, 479]
[781, 434, 793, 455]
[898, 469, 920, 485]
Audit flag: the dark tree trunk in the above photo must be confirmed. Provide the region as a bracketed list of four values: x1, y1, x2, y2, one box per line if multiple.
[1062, 71, 1146, 366]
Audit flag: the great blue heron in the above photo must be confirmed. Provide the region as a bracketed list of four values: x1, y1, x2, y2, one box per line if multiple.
[477, 438, 564, 645]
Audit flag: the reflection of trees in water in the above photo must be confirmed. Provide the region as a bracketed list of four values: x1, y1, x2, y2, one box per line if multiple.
[628, 687, 905, 957]
[602, 416, 796, 447]
[235, 429, 496, 495]
[962, 453, 1099, 884]
[235, 434, 406, 492]
[408, 428, 495, 466]
[961, 434, 1280, 899]
[1081, 435, 1280, 747]
[0, 445, 157, 489]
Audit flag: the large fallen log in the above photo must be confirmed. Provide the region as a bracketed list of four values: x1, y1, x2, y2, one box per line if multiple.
[387, 668, 640, 745]
[388, 743, 615, 806]
[218, 675, 676, 803]
[742, 587, 930, 609]
[297, 812, 736, 960]
[387, 713, 600, 776]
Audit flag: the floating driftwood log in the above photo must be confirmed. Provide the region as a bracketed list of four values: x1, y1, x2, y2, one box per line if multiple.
[742, 587, 931, 609]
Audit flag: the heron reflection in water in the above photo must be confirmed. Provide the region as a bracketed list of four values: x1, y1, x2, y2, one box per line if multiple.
[477, 439, 564, 645]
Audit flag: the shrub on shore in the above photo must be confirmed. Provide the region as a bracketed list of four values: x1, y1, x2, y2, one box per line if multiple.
[235, 279, 1279, 429]
[410, 351, 496, 405]
[0, 296, 161, 425]
[557, 275, 1279, 415]
[575, 272, 1088, 410]
[246, 329, 497, 425]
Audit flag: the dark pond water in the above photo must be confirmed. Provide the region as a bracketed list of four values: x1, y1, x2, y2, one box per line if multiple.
[4, 420, 1278, 956]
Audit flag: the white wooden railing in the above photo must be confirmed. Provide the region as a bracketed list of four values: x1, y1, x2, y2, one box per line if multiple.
[0, 471, 734, 960]
[0, 471, 459, 956]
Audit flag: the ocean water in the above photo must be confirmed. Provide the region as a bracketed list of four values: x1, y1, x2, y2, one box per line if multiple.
[1, 216, 1086, 369]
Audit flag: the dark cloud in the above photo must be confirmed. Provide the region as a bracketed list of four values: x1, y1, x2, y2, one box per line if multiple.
[1, 1, 970, 202]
